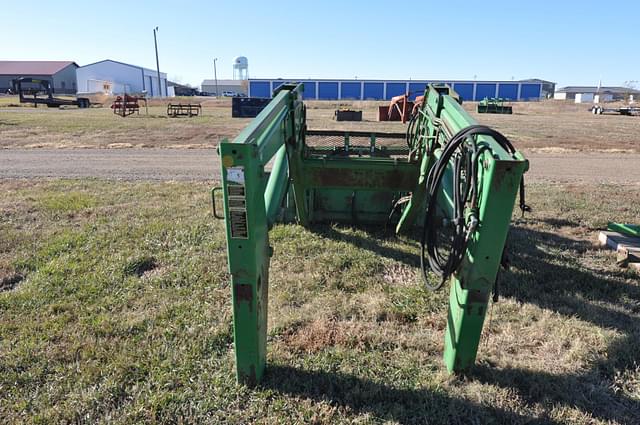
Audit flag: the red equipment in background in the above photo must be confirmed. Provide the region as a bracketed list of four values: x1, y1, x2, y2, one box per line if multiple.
[111, 94, 147, 117]
[378, 93, 425, 123]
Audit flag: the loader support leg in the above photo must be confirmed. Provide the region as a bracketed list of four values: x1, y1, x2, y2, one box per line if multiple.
[442, 156, 527, 372]
[443, 282, 490, 371]
[231, 264, 268, 385]
[219, 143, 272, 385]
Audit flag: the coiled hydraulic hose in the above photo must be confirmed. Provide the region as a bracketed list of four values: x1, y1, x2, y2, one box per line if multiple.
[420, 125, 520, 291]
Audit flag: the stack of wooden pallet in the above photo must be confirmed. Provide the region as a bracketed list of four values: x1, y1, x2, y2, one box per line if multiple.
[599, 223, 640, 271]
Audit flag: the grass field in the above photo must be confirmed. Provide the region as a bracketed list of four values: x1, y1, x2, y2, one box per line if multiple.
[1, 180, 639, 424]
[1, 95, 639, 152]
[0, 96, 248, 149]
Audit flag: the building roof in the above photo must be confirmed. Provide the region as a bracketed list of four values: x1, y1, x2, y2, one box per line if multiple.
[556, 86, 640, 94]
[79, 59, 166, 77]
[201, 79, 243, 86]
[0, 61, 77, 75]
[168, 81, 197, 89]
[519, 78, 556, 85]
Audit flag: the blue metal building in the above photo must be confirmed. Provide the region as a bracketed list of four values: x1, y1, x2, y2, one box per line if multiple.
[248, 78, 554, 101]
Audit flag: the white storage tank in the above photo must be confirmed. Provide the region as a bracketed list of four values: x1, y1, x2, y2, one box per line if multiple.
[233, 56, 249, 80]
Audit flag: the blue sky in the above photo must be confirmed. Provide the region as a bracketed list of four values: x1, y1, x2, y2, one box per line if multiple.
[2, 0, 638, 88]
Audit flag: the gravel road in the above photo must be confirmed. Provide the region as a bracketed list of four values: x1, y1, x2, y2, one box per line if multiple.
[0, 149, 219, 181]
[1, 149, 638, 184]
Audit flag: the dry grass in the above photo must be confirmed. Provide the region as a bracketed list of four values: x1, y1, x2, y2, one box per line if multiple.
[0, 96, 249, 149]
[1, 179, 639, 423]
[1, 95, 639, 151]
[469, 100, 640, 152]
[1, 90, 639, 423]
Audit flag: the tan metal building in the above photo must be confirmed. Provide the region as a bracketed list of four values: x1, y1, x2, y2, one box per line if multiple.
[201, 79, 247, 96]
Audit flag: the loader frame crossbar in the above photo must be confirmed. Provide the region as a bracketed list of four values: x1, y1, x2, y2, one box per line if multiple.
[215, 83, 527, 385]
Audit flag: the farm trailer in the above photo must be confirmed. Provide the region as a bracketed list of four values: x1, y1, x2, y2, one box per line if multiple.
[13, 77, 90, 108]
[590, 105, 640, 116]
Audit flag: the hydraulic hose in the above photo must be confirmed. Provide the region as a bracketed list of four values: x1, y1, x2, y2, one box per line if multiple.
[420, 125, 519, 291]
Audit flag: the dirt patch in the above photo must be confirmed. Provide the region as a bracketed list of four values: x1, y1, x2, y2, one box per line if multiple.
[383, 263, 417, 285]
[282, 318, 371, 353]
[141, 265, 168, 280]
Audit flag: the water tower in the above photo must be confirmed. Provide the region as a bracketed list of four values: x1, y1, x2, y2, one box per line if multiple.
[233, 56, 249, 80]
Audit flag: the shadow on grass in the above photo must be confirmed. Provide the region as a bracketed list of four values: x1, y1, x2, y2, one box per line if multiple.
[311, 224, 421, 268]
[469, 225, 640, 423]
[262, 364, 552, 425]
[284, 221, 640, 423]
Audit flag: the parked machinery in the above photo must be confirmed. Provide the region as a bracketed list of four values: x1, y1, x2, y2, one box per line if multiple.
[12, 77, 90, 108]
[111, 94, 147, 117]
[334, 109, 362, 121]
[477, 97, 513, 114]
[378, 93, 414, 122]
[378, 93, 426, 122]
[213, 83, 528, 385]
[590, 105, 640, 116]
[167, 103, 202, 117]
[231, 97, 271, 118]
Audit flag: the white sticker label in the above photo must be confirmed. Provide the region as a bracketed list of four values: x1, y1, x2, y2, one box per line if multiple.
[226, 166, 245, 185]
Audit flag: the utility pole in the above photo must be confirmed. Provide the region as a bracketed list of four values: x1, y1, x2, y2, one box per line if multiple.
[214, 58, 219, 98]
[153, 26, 162, 97]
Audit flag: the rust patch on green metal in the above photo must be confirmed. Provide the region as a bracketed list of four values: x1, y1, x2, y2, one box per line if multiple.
[491, 160, 518, 190]
[234, 284, 253, 311]
[467, 289, 489, 304]
[308, 168, 418, 191]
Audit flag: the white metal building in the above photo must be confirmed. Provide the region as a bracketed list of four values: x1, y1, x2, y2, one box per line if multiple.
[554, 86, 640, 102]
[574, 93, 594, 103]
[76, 59, 168, 97]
